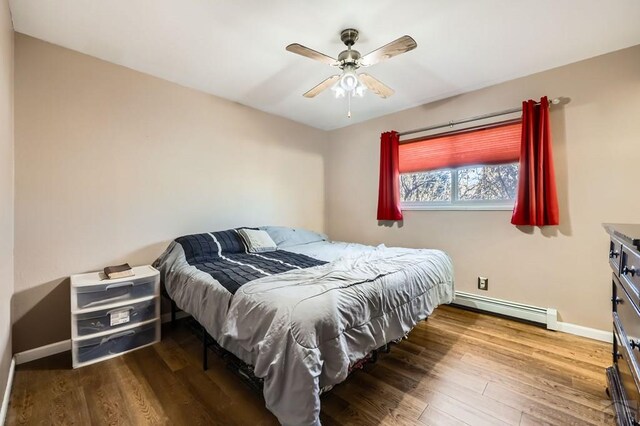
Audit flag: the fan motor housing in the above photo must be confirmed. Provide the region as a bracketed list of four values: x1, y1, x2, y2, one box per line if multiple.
[337, 49, 361, 67]
[340, 28, 359, 47]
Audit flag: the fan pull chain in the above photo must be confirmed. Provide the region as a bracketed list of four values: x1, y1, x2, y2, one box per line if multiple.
[347, 91, 352, 119]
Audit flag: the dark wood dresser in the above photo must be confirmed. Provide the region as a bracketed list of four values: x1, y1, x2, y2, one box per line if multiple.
[605, 223, 640, 425]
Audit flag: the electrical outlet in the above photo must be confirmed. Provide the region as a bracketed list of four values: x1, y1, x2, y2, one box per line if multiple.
[478, 277, 488, 291]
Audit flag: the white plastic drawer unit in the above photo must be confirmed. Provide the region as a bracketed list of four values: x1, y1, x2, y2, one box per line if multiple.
[70, 265, 161, 368]
[73, 322, 160, 367]
[73, 298, 158, 337]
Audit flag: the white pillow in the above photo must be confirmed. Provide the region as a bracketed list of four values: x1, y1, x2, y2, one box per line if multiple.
[238, 229, 278, 253]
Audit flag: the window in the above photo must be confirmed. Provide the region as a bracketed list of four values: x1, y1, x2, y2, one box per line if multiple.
[399, 121, 521, 210]
[401, 163, 519, 209]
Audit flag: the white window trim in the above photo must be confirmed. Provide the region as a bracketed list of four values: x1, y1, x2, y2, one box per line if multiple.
[400, 162, 518, 211]
[402, 202, 514, 211]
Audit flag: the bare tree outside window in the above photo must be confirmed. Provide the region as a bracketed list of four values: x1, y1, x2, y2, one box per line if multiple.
[401, 170, 451, 202]
[457, 164, 519, 201]
[401, 163, 519, 206]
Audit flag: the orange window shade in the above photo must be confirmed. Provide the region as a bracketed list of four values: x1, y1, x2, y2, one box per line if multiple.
[399, 121, 522, 173]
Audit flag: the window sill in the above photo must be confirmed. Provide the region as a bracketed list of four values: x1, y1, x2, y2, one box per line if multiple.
[402, 204, 514, 211]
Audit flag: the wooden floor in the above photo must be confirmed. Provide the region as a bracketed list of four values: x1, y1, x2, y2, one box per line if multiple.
[7, 306, 615, 425]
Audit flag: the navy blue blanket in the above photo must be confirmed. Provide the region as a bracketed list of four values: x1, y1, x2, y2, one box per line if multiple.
[176, 229, 326, 294]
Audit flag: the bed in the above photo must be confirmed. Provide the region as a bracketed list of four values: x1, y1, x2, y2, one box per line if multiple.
[153, 226, 454, 426]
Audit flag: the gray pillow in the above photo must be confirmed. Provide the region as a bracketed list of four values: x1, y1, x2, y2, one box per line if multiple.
[259, 226, 328, 248]
[237, 228, 278, 253]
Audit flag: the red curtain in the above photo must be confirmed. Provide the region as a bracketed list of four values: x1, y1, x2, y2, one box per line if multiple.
[377, 131, 403, 221]
[511, 97, 559, 226]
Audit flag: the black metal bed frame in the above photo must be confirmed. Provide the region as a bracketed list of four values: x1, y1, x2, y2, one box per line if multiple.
[169, 296, 266, 393]
[168, 295, 398, 395]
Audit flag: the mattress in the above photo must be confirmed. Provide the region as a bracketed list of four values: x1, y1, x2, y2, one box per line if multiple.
[154, 227, 454, 426]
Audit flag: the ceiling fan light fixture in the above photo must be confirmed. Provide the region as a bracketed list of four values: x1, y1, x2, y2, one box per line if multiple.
[332, 68, 366, 99]
[339, 69, 359, 91]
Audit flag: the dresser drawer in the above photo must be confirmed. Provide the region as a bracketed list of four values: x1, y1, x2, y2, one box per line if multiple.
[610, 237, 623, 275]
[74, 276, 157, 310]
[621, 246, 640, 301]
[613, 273, 640, 393]
[74, 322, 159, 365]
[614, 274, 640, 347]
[73, 298, 157, 337]
[613, 320, 640, 424]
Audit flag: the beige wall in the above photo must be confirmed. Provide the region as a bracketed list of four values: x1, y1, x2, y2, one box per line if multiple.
[326, 45, 640, 331]
[13, 34, 327, 352]
[0, 0, 12, 392]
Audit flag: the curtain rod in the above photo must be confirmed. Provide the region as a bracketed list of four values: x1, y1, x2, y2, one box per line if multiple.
[397, 97, 561, 138]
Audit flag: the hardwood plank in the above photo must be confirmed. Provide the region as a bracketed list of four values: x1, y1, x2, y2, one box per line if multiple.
[416, 319, 582, 388]
[382, 346, 489, 394]
[367, 364, 522, 425]
[153, 336, 191, 372]
[436, 306, 609, 355]
[409, 326, 604, 409]
[361, 362, 509, 426]
[50, 387, 91, 426]
[84, 382, 134, 425]
[173, 366, 239, 425]
[484, 381, 614, 425]
[419, 405, 469, 426]
[6, 368, 33, 425]
[126, 346, 217, 425]
[519, 412, 556, 426]
[179, 339, 277, 425]
[320, 393, 383, 426]
[111, 356, 170, 425]
[484, 379, 609, 425]
[460, 352, 611, 412]
[331, 369, 426, 425]
[11, 355, 90, 426]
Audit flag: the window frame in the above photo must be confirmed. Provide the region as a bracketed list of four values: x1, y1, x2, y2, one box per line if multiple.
[400, 162, 519, 211]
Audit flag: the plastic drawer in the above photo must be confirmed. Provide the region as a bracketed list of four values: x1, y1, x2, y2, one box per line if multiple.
[75, 322, 157, 364]
[75, 276, 156, 310]
[74, 298, 157, 337]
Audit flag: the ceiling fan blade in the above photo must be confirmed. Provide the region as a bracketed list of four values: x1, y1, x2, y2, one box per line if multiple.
[359, 35, 417, 67]
[286, 43, 338, 66]
[359, 73, 394, 98]
[303, 75, 340, 98]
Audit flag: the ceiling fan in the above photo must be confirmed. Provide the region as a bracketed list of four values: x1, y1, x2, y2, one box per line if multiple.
[286, 29, 417, 117]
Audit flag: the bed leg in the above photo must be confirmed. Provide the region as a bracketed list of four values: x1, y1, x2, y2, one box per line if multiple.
[202, 325, 208, 371]
[170, 299, 177, 324]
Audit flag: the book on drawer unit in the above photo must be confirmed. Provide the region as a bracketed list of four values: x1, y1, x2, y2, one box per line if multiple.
[103, 263, 134, 279]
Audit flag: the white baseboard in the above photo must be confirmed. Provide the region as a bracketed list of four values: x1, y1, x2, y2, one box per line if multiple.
[555, 321, 613, 343]
[14, 340, 71, 365]
[0, 357, 15, 424]
[14, 310, 191, 365]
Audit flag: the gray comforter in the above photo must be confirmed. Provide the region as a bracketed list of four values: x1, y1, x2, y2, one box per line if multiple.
[156, 232, 453, 426]
[226, 246, 452, 425]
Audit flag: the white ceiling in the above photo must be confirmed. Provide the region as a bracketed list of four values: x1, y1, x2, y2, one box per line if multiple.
[9, 1, 640, 130]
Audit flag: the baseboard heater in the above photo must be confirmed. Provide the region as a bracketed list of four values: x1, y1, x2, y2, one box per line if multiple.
[452, 291, 558, 330]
